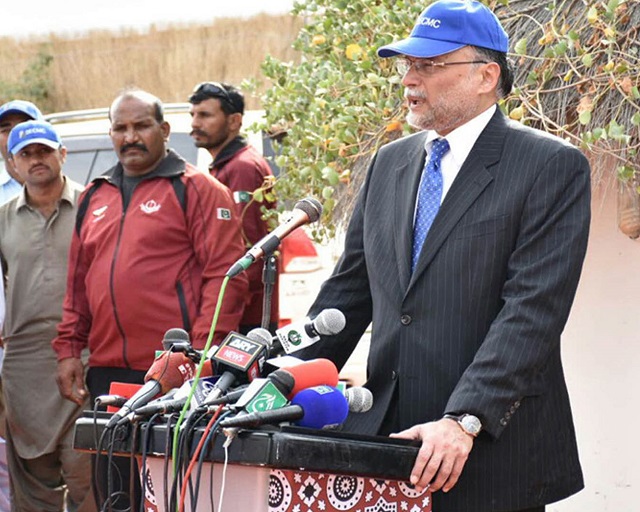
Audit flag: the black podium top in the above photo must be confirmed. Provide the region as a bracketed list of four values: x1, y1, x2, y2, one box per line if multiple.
[74, 412, 419, 481]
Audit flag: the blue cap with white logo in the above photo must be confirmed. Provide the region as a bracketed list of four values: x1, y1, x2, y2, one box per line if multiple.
[0, 100, 43, 123]
[378, 0, 508, 58]
[8, 120, 62, 155]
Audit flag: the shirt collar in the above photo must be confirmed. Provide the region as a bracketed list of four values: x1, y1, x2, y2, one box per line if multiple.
[424, 104, 496, 166]
[15, 176, 76, 211]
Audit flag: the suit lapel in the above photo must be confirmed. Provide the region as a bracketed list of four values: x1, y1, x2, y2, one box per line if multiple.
[407, 110, 508, 293]
[393, 133, 428, 290]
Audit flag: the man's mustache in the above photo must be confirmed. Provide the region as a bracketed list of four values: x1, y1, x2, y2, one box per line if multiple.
[190, 129, 208, 138]
[120, 143, 148, 154]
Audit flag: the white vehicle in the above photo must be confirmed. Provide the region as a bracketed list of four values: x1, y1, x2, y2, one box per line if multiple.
[0, 103, 367, 384]
[42, 104, 331, 325]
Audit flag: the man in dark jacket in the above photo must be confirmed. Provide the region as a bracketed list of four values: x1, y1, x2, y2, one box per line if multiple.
[297, 1, 590, 511]
[189, 82, 278, 332]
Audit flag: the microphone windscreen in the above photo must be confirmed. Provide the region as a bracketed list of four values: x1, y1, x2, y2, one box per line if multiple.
[281, 358, 339, 397]
[269, 369, 296, 396]
[246, 328, 273, 349]
[344, 387, 373, 413]
[294, 197, 322, 223]
[314, 309, 346, 336]
[144, 351, 196, 393]
[291, 385, 349, 429]
[162, 327, 190, 350]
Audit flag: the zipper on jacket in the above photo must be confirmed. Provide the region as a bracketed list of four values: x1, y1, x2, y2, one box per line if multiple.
[175, 281, 192, 333]
[110, 207, 132, 369]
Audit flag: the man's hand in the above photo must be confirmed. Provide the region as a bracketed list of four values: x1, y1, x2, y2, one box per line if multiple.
[56, 357, 88, 406]
[390, 417, 474, 493]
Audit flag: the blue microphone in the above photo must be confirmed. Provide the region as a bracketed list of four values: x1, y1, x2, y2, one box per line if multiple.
[218, 385, 348, 429]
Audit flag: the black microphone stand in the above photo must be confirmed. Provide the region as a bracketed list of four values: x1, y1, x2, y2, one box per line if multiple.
[260, 250, 278, 332]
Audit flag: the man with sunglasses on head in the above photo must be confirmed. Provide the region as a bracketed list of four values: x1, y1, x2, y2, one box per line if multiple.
[297, 1, 590, 511]
[189, 82, 279, 334]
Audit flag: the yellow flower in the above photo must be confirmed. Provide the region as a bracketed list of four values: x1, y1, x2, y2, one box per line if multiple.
[312, 35, 326, 46]
[385, 120, 403, 132]
[345, 44, 363, 61]
[509, 106, 524, 120]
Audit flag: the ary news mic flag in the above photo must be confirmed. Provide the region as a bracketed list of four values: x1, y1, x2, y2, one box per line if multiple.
[226, 197, 322, 278]
[204, 331, 270, 404]
[275, 309, 346, 354]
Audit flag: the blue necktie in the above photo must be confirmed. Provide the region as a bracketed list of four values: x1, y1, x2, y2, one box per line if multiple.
[411, 138, 449, 272]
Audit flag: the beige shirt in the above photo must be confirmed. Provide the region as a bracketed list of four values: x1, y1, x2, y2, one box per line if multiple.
[0, 177, 87, 458]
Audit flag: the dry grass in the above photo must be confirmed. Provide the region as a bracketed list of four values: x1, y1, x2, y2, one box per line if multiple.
[0, 13, 302, 113]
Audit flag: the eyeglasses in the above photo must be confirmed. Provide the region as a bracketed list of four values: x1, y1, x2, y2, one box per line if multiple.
[395, 58, 488, 77]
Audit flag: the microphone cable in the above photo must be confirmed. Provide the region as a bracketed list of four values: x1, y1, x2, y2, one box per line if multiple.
[127, 423, 140, 512]
[103, 425, 130, 512]
[179, 406, 229, 512]
[162, 414, 175, 512]
[138, 413, 162, 512]
[169, 408, 209, 512]
[171, 275, 231, 488]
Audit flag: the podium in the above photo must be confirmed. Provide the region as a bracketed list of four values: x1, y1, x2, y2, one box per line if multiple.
[74, 412, 432, 512]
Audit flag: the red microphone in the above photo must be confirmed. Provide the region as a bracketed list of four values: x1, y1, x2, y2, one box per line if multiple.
[106, 351, 196, 428]
[280, 358, 339, 398]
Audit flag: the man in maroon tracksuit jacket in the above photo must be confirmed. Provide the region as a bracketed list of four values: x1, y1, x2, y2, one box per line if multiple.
[189, 82, 279, 333]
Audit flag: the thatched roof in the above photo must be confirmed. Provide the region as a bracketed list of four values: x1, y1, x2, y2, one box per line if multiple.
[496, 0, 639, 186]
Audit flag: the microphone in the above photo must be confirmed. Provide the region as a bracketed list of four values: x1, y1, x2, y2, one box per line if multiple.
[204, 357, 338, 408]
[274, 309, 346, 355]
[105, 351, 196, 428]
[280, 358, 339, 398]
[203, 331, 270, 404]
[226, 197, 322, 278]
[131, 375, 219, 419]
[161, 327, 213, 370]
[344, 387, 374, 413]
[162, 327, 191, 351]
[245, 327, 273, 353]
[219, 385, 349, 429]
[95, 394, 127, 408]
[227, 369, 294, 413]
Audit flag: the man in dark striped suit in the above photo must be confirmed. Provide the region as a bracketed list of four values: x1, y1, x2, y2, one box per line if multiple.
[299, 1, 590, 511]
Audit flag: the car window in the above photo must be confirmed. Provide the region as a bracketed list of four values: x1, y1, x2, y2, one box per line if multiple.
[60, 133, 201, 186]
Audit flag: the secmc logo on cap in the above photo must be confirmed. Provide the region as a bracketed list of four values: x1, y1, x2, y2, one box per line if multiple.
[19, 126, 49, 139]
[419, 16, 442, 28]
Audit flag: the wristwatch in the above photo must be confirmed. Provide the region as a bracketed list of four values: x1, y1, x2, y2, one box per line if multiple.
[443, 413, 482, 437]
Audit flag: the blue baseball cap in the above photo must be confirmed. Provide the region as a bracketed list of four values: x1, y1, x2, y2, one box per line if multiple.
[8, 120, 62, 155]
[0, 100, 43, 123]
[378, 0, 508, 58]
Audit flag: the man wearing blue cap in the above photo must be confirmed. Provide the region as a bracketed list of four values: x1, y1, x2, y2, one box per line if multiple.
[0, 99, 44, 510]
[0, 100, 44, 204]
[0, 120, 95, 511]
[300, 1, 590, 511]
